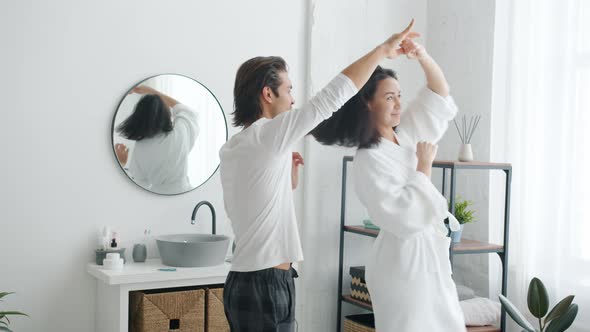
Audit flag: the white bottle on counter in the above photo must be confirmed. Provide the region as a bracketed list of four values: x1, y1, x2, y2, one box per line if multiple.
[102, 253, 124, 270]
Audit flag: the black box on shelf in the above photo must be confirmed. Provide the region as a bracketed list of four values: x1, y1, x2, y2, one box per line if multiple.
[344, 313, 375, 332]
[349, 266, 371, 305]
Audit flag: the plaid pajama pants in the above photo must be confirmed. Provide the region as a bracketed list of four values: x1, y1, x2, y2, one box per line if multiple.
[223, 267, 298, 332]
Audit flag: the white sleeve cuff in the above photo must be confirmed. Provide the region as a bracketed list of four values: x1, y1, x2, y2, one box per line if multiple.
[309, 73, 359, 120]
[334, 73, 360, 97]
[417, 87, 458, 120]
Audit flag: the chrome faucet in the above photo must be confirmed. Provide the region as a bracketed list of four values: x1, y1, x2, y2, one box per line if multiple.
[191, 200, 216, 235]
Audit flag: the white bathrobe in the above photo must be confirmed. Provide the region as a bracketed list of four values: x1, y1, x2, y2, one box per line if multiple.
[352, 87, 466, 331]
[127, 104, 199, 194]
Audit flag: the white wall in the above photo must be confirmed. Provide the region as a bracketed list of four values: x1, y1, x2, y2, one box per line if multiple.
[426, 0, 497, 298]
[0, 1, 307, 331]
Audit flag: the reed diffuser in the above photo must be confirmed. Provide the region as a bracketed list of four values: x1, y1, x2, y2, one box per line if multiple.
[453, 114, 481, 161]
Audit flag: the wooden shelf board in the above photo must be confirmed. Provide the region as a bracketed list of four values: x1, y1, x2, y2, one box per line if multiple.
[344, 226, 504, 254]
[344, 156, 511, 170]
[466, 326, 501, 332]
[452, 239, 504, 254]
[433, 160, 512, 169]
[344, 225, 379, 237]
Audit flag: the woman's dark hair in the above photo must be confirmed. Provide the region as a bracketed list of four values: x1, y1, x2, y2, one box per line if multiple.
[116, 94, 173, 141]
[232, 56, 287, 127]
[311, 66, 397, 149]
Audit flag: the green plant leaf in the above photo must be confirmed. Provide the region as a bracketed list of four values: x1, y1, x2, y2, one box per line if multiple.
[0, 294, 13, 301]
[0, 312, 27, 318]
[0, 326, 13, 332]
[527, 277, 549, 318]
[545, 304, 578, 332]
[499, 294, 536, 331]
[449, 197, 477, 224]
[545, 295, 575, 325]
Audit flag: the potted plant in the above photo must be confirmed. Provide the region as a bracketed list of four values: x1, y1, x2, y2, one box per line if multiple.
[0, 292, 28, 332]
[499, 277, 578, 331]
[447, 197, 476, 243]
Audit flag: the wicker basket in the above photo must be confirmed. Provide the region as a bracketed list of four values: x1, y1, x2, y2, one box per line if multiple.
[344, 314, 375, 332]
[130, 289, 205, 332]
[206, 288, 230, 332]
[350, 266, 371, 305]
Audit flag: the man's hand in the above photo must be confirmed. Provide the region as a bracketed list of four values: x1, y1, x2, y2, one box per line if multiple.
[380, 19, 421, 59]
[341, 18, 421, 90]
[291, 152, 304, 190]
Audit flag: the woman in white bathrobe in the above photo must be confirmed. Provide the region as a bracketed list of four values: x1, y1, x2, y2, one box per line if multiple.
[312, 39, 466, 331]
[115, 86, 199, 194]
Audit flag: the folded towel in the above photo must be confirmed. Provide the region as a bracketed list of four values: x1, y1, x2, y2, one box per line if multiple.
[460, 297, 501, 327]
[362, 219, 380, 230]
[456, 284, 476, 301]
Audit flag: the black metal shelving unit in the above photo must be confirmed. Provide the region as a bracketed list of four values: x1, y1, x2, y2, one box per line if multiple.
[336, 156, 512, 332]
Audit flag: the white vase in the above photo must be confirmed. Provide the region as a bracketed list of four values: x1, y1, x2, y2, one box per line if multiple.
[458, 144, 474, 162]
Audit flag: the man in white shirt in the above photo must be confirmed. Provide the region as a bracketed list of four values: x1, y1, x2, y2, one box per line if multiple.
[219, 20, 420, 331]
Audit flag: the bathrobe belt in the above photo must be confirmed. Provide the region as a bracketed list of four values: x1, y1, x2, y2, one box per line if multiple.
[435, 211, 461, 237]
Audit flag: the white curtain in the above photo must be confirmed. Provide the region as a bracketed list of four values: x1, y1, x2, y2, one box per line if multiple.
[497, 0, 590, 330]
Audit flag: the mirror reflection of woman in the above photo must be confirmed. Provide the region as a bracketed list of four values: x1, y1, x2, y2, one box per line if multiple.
[312, 38, 466, 331]
[115, 86, 199, 194]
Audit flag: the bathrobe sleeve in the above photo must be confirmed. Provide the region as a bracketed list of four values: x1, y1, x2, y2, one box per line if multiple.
[353, 150, 449, 238]
[396, 87, 458, 146]
[256, 73, 358, 154]
[127, 152, 150, 188]
[171, 104, 200, 152]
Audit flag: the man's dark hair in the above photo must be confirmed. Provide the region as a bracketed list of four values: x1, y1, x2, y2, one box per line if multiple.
[232, 56, 287, 127]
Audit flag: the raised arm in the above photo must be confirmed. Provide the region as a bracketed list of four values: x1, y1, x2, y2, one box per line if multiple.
[170, 104, 200, 151]
[131, 85, 180, 108]
[395, 41, 457, 147]
[401, 39, 449, 96]
[258, 19, 422, 154]
[343, 19, 420, 89]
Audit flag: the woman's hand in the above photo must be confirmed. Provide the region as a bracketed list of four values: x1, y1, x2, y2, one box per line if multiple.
[115, 143, 129, 166]
[129, 85, 157, 95]
[291, 152, 304, 190]
[416, 141, 438, 178]
[404, 39, 450, 96]
[401, 39, 428, 61]
[380, 19, 421, 59]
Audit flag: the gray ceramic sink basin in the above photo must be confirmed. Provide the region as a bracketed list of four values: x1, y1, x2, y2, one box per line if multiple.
[156, 234, 230, 267]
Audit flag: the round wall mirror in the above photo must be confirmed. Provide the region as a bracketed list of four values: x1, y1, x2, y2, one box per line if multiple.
[112, 74, 227, 195]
